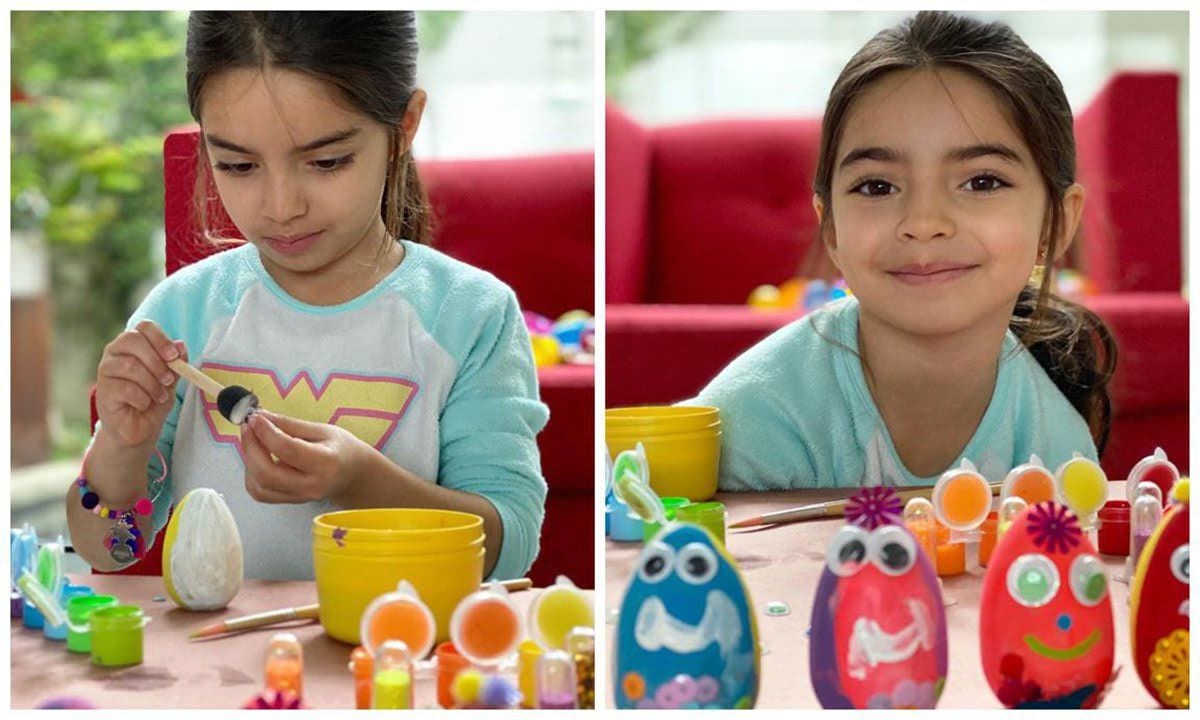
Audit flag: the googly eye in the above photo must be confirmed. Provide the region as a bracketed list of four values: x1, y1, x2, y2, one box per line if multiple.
[676, 542, 718, 585]
[826, 525, 870, 577]
[1069, 554, 1108, 606]
[1007, 554, 1060, 608]
[1171, 545, 1189, 584]
[638, 542, 675, 584]
[868, 525, 917, 576]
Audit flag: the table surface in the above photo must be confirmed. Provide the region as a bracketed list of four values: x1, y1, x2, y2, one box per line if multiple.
[12, 575, 579, 709]
[605, 481, 1158, 709]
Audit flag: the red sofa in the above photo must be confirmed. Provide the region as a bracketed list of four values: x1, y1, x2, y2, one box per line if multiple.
[607, 71, 1188, 480]
[93, 127, 594, 588]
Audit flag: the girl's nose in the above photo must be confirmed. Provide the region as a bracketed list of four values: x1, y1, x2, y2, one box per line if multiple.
[263, 172, 306, 225]
[897, 187, 954, 242]
[1056, 613, 1072, 631]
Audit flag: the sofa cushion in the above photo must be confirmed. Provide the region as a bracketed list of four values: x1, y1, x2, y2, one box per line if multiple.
[649, 118, 823, 305]
[606, 104, 654, 304]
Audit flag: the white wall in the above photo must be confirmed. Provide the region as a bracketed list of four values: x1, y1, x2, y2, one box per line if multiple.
[414, 11, 594, 160]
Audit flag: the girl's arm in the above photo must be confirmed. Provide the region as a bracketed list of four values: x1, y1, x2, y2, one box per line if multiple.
[64, 427, 159, 572]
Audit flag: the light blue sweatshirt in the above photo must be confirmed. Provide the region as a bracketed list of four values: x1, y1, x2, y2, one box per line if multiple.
[685, 296, 1097, 490]
[107, 241, 548, 581]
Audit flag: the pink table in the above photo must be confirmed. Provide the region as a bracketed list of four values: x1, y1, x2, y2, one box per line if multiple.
[12, 574, 583, 709]
[605, 481, 1158, 709]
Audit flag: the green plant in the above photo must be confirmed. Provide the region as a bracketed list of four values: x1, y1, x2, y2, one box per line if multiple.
[606, 11, 721, 98]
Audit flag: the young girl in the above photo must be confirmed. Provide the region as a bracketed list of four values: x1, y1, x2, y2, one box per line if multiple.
[66, 11, 549, 581]
[689, 11, 1117, 490]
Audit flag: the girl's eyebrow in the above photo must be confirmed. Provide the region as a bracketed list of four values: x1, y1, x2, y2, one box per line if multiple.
[205, 127, 361, 155]
[838, 142, 1023, 171]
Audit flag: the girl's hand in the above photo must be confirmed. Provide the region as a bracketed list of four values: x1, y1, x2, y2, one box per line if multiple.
[239, 409, 371, 504]
[95, 320, 186, 449]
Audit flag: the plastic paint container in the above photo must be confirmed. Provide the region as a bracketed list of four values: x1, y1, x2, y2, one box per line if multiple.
[518, 640, 543, 709]
[435, 642, 471, 709]
[44, 584, 93, 641]
[608, 503, 644, 543]
[1097, 500, 1130, 555]
[642, 497, 692, 542]
[449, 586, 523, 666]
[89, 605, 149, 667]
[978, 512, 999, 567]
[606, 429, 721, 502]
[359, 581, 436, 660]
[66, 594, 118, 654]
[528, 576, 593, 651]
[675, 502, 727, 546]
[313, 509, 484, 645]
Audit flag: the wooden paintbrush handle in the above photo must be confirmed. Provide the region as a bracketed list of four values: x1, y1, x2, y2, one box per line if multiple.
[167, 358, 224, 398]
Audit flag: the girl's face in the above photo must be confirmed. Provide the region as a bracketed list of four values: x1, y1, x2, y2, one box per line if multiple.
[820, 67, 1077, 337]
[199, 67, 394, 280]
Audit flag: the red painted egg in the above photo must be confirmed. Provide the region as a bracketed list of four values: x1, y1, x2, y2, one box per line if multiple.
[1130, 485, 1189, 708]
[979, 501, 1114, 708]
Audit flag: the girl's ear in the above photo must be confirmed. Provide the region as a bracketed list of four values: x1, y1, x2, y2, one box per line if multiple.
[399, 89, 427, 153]
[813, 194, 842, 271]
[1051, 183, 1086, 262]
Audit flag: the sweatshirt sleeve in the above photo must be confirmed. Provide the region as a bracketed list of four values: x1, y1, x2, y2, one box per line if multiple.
[435, 279, 550, 580]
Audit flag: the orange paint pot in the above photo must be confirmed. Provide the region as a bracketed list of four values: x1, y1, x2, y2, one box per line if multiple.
[450, 586, 523, 666]
[435, 642, 471, 709]
[933, 462, 992, 532]
[360, 581, 436, 660]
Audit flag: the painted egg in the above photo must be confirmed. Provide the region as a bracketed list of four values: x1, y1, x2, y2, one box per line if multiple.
[809, 487, 948, 709]
[615, 523, 759, 709]
[1130, 479, 1189, 708]
[980, 501, 1114, 708]
[162, 488, 244, 611]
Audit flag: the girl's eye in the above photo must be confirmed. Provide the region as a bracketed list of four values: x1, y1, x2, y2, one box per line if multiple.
[214, 161, 255, 176]
[960, 174, 1009, 192]
[1069, 554, 1108, 606]
[312, 154, 355, 172]
[851, 179, 897, 197]
[1007, 553, 1060, 607]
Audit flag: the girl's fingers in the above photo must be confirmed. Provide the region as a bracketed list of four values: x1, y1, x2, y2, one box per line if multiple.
[248, 413, 312, 467]
[134, 320, 181, 365]
[254, 410, 329, 442]
[241, 424, 307, 503]
[100, 353, 171, 404]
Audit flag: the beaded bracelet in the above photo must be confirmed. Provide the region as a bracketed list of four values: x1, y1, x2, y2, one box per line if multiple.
[74, 445, 169, 565]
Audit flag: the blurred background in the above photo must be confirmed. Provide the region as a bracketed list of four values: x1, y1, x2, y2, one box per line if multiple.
[11, 11, 594, 544]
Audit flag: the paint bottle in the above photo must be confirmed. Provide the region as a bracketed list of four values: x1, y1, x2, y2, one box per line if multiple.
[263, 632, 303, 698]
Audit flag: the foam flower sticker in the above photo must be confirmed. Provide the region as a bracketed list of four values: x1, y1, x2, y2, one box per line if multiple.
[845, 486, 903, 530]
[1024, 502, 1081, 555]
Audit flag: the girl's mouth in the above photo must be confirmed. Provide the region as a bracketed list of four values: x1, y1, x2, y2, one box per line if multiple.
[887, 263, 978, 286]
[264, 231, 321, 256]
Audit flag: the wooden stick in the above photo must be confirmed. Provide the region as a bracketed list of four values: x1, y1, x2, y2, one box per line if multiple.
[729, 482, 1004, 529]
[189, 577, 535, 640]
[167, 358, 225, 398]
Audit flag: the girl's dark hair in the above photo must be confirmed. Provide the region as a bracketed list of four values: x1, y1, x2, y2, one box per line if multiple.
[186, 11, 431, 247]
[812, 11, 1117, 455]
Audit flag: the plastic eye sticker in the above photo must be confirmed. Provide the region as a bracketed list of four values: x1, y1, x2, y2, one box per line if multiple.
[1170, 545, 1189, 584]
[676, 543, 718, 585]
[638, 542, 675, 584]
[1006, 554, 1061, 608]
[868, 525, 917, 576]
[1068, 554, 1108, 607]
[826, 525, 870, 577]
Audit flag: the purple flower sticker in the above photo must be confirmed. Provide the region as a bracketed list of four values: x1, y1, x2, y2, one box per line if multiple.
[332, 527, 348, 548]
[1024, 502, 1081, 555]
[846, 486, 903, 530]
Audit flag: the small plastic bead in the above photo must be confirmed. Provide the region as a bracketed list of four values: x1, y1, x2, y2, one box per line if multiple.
[135, 498, 153, 516]
[82, 492, 100, 510]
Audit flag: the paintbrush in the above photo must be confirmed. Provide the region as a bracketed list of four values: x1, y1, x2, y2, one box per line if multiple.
[166, 358, 259, 424]
[189, 578, 534, 640]
[728, 482, 1004, 529]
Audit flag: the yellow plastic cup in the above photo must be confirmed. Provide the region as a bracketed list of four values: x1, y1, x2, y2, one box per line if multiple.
[606, 428, 721, 502]
[313, 509, 485, 646]
[605, 406, 719, 435]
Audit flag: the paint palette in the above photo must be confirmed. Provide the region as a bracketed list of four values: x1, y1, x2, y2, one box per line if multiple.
[932, 459, 991, 534]
[359, 580, 435, 660]
[528, 575, 593, 650]
[1002, 455, 1057, 506]
[449, 582, 523, 666]
[1054, 454, 1107, 528]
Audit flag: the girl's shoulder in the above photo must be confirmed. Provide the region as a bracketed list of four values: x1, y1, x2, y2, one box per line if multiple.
[393, 241, 516, 310]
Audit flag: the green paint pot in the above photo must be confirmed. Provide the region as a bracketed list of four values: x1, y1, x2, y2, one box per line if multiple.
[89, 605, 149, 667]
[65, 594, 118, 654]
